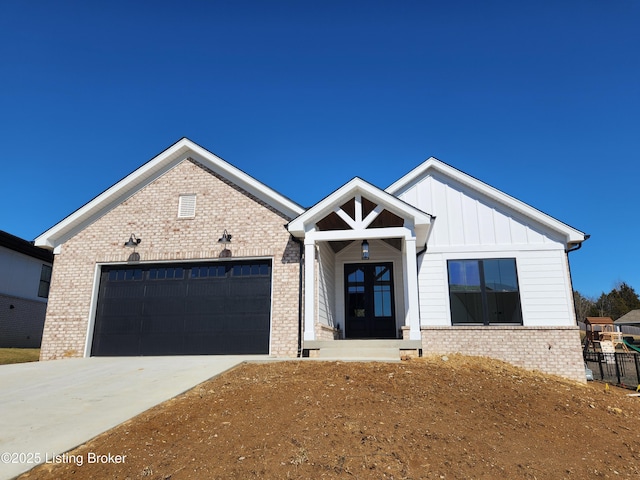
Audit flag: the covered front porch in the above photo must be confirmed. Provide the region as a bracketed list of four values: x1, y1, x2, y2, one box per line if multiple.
[287, 178, 432, 347]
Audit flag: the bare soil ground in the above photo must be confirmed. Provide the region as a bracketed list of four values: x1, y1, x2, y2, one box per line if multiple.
[19, 355, 640, 480]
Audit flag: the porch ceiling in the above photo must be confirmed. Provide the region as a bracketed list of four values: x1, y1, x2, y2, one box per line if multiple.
[327, 237, 402, 254]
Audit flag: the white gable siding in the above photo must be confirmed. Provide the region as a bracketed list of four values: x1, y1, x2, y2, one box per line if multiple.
[317, 242, 336, 328]
[398, 173, 565, 249]
[402, 172, 576, 328]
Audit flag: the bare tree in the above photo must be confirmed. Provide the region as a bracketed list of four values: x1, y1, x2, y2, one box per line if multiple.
[573, 290, 594, 322]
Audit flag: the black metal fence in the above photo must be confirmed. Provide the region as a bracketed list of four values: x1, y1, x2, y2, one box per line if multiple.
[584, 351, 640, 389]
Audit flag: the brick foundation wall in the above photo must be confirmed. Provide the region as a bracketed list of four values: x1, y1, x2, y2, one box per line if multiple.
[40, 159, 300, 360]
[0, 294, 47, 348]
[420, 326, 586, 383]
[315, 324, 339, 340]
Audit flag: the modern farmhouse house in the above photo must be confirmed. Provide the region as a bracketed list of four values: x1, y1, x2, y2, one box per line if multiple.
[35, 138, 588, 381]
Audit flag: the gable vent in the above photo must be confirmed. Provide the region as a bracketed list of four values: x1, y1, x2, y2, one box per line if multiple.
[178, 194, 196, 218]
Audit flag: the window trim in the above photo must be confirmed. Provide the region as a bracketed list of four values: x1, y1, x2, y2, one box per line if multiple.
[447, 258, 523, 326]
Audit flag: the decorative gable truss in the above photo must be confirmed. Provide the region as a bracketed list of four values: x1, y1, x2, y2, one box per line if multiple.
[288, 178, 433, 342]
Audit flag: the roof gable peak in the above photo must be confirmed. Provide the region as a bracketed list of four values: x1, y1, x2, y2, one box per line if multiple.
[386, 156, 586, 245]
[35, 138, 304, 250]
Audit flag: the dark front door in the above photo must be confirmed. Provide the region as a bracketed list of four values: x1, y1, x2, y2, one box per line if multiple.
[344, 262, 396, 339]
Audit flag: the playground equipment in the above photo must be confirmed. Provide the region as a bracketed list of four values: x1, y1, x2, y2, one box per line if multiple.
[600, 330, 629, 352]
[584, 317, 616, 351]
[623, 337, 640, 354]
[583, 317, 640, 353]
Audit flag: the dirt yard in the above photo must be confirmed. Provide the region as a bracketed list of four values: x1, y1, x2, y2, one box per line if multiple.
[19, 355, 640, 479]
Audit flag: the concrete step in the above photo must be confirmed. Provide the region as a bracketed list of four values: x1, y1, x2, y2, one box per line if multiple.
[304, 339, 422, 361]
[317, 346, 400, 360]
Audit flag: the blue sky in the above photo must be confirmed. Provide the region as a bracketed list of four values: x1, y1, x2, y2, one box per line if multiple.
[0, 1, 638, 299]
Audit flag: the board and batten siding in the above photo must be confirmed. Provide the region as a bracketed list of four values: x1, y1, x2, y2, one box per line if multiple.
[399, 172, 576, 328]
[398, 173, 565, 248]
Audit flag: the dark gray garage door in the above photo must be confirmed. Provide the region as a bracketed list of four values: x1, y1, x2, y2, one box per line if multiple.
[91, 260, 272, 356]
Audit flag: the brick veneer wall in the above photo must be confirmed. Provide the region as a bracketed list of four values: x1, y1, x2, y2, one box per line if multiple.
[419, 326, 586, 383]
[0, 294, 47, 348]
[40, 159, 300, 360]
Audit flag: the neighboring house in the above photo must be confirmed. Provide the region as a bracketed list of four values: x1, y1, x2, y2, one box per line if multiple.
[0, 230, 54, 348]
[614, 310, 640, 337]
[614, 310, 640, 326]
[34, 138, 588, 382]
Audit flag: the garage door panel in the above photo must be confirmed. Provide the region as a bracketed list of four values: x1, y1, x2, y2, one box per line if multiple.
[184, 295, 224, 315]
[93, 334, 140, 356]
[139, 335, 183, 356]
[100, 299, 144, 317]
[145, 282, 187, 297]
[187, 280, 228, 297]
[183, 315, 228, 332]
[182, 333, 268, 354]
[142, 298, 186, 316]
[92, 260, 272, 356]
[140, 315, 185, 333]
[225, 297, 270, 314]
[229, 277, 271, 295]
[94, 316, 141, 335]
[102, 284, 146, 299]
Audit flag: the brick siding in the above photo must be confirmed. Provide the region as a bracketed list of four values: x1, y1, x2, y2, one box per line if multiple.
[40, 159, 300, 360]
[419, 326, 586, 383]
[0, 294, 47, 348]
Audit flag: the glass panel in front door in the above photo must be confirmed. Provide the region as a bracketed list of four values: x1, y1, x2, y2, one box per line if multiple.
[344, 263, 396, 339]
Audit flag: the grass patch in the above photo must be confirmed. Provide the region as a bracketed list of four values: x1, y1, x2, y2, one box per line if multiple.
[0, 348, 40, 365]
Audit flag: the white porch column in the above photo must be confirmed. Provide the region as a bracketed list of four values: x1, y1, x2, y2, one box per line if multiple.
[403, 236, 421, 340]
[303, 238, 316, 341]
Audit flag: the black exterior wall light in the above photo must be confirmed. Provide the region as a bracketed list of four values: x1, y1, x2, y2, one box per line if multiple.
[218, 230, 232, 258]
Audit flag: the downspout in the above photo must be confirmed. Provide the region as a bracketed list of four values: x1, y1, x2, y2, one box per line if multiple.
[415, 244, 427, 345]
[416, 215, 434, 261]
[567, 234, 589, 253]
[412, 216, 433, 354]
[286, 228, 304, 358]
[566, 234, 590, 330]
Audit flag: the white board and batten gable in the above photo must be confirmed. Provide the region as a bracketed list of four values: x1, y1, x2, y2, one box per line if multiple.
[34, 138, 305, 252]
[386, 158, 588, 328]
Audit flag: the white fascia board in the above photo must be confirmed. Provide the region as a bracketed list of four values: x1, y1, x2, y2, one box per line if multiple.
[386, 157, 587, 245]
[288, 178, 431, 237]
[35, 138, 305, 250]
[35, 144, 189, 249]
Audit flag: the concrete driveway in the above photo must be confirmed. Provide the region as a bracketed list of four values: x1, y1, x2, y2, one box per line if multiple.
[0, 356, 264, 479]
